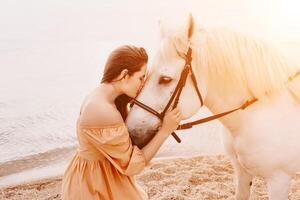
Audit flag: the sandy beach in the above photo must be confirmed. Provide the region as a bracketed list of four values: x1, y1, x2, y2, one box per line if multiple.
[1, 155, 300, 200]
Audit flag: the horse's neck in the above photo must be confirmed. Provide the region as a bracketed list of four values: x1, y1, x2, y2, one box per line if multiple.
[204, 85, 253, 132]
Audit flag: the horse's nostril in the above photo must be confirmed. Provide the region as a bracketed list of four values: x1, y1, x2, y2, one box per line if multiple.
[128, 128, 158, 149]
[128, 129, 139, 137]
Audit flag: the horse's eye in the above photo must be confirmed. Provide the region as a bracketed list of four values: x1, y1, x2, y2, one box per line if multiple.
[158, 76, 173, 84]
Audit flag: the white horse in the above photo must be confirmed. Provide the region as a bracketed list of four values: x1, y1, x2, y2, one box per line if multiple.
[126, 15, 300, 199]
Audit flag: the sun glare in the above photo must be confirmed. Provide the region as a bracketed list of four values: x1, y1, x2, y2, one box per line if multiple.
[269, 0, 300, 38]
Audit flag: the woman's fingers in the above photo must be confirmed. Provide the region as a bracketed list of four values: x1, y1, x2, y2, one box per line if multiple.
[174, 109, 181, 116]
[171, 107, 180, 113]
[161, 106, 182, 134]
[170, 107, 182, 122]
[165, 107, 182, 122]
[176, 114, 182, 122]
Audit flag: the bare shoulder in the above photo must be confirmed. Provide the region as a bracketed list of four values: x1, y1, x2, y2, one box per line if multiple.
[79, 97, 123, 127]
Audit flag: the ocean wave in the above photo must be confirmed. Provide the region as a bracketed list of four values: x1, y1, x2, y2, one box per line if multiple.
[0, 146, 77, 177]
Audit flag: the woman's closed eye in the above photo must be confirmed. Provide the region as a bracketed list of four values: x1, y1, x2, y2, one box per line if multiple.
[139, 74, 146, 81]
[158, 76, 173, 84]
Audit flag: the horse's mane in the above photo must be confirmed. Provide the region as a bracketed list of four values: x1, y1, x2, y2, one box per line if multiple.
[162, 26, 299, 99]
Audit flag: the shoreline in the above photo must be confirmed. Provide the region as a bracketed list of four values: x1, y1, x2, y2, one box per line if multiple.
[0, 126, 225, 188]
[1, 155, 300, 200]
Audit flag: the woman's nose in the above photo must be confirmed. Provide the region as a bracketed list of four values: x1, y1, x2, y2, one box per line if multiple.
[137, 85, 143, 94]
[139, 80, 145, 89]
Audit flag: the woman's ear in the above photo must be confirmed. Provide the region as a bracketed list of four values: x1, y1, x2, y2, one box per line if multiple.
[120, 69, 129, 79]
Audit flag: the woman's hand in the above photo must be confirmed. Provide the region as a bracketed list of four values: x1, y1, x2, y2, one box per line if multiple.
[160, 107, 182, 136]
[142, 107, 182, 163]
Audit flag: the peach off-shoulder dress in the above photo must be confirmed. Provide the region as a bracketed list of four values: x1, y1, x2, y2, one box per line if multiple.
[61, 121, 147, 200]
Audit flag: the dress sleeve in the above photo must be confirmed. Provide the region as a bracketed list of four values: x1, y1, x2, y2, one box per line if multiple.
[81, 124, 146, 176]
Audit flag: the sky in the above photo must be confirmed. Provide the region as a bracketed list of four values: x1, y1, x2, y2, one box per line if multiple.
[1, 0, 300, 48]
[1, 0, 300, 83]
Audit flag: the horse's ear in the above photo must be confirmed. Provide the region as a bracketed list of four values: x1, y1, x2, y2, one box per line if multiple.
[159, 20, 167, 39]
[186, 14, 194, 39]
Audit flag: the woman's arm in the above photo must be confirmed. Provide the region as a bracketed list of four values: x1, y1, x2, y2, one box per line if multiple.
[141, 107, 182, 163]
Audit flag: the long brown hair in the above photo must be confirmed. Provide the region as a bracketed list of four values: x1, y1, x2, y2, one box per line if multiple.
[101, 45, 148, 120]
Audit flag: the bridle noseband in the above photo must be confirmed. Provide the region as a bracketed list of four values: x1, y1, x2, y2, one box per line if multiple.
[130, 47, 257, 143]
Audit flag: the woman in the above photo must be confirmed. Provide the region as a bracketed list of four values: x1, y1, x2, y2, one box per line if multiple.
[61, 45, 182, 200]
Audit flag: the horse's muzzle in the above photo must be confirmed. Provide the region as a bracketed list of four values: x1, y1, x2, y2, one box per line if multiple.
[129, 128, 158, 149]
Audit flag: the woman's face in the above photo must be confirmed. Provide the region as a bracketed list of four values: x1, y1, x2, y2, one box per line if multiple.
[123, 64, 147, 98]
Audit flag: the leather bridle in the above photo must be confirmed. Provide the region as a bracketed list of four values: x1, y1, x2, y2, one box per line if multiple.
[130, 47, 257, 143]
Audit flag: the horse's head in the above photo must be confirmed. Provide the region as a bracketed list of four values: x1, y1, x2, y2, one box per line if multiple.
[126, 14, 299, 148]
[126, 15, 208, 148]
